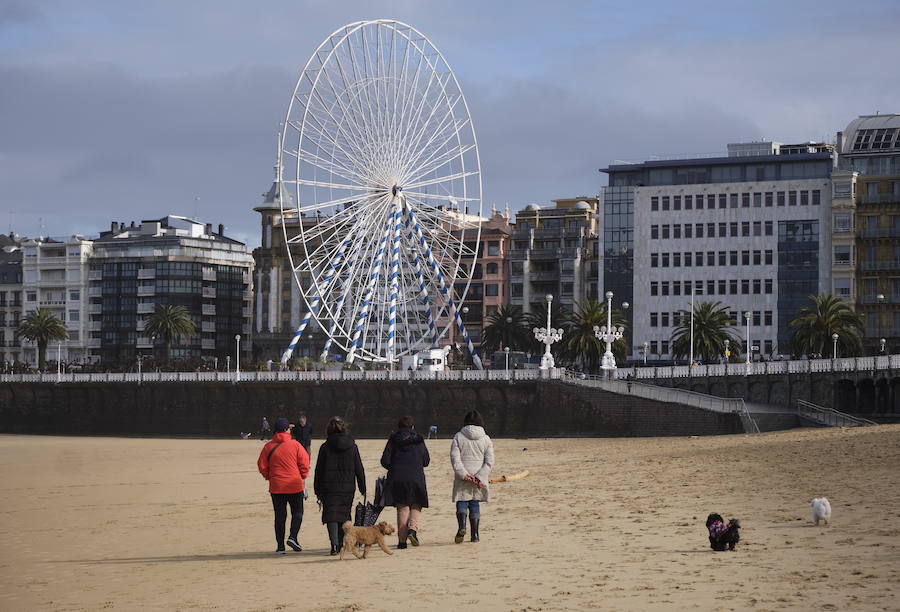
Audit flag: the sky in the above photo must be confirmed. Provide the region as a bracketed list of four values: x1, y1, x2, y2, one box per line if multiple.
[1, 0, 899, 248]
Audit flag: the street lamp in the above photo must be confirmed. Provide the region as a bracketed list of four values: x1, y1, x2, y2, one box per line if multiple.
[880, 337, 886, 354]
[533, 294, 562, 370]
[56, 342, 62, 383]
[832, 333, 839, 359]
[594, 291, 628, 374]
[234, 334, 241, 383]
[724, 339, 731, 363]
[744, 312, 752, 366]
[642, 341, 649, 366]
[504, 346, 510, 379]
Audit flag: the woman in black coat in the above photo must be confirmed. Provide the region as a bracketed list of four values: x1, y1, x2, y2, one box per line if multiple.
[314, 416, 366, 555]
[380, 415, 430, 549]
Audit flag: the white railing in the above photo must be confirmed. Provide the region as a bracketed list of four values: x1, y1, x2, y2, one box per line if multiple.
[617, 354, 900, 380]
[797, 400, 877, 427]
[0, 368, 547, 385]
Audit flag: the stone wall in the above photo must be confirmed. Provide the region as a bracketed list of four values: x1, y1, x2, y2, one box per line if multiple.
[0, 380, 742, 438]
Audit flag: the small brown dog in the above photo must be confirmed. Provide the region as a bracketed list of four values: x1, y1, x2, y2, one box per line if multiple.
[340, 521, 395, 559]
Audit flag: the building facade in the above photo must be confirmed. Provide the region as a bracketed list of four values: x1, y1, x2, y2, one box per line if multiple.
[837, 114, 900, 354]
[508, 197, 599, 314]
[602, 142, 833, 361]
[20, 235, 93, 365]
[88, 216, 253, 364]
[0, 234, 24, 366]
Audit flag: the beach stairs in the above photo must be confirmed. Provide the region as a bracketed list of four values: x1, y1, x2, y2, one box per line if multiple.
[796, 400, 878, 428]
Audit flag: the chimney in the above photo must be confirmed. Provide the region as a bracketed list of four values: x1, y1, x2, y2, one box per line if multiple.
[218, 223, 224, 235]
[111, 221, 120, 232]
[205, 223, 212, 235]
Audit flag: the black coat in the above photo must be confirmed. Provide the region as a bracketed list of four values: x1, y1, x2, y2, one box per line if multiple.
[293, 422, 313, 450]
[380, 428, 430, 508]
[313, 432, 366, 524]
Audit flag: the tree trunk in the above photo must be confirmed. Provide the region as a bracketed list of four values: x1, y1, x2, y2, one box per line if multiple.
[38, 340, 47, 370]
[165, 340, 171, 364]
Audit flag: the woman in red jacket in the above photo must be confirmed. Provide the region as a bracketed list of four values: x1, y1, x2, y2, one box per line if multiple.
[258, 417, 310, 554]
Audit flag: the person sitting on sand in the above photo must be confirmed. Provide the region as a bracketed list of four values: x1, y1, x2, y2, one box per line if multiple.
[257, 417, 310, 554]
[450, 410, 494, 543]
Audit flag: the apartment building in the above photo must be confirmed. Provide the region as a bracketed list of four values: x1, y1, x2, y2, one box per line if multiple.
[508, 197, 599, 314]
[837, 114, 900, 353]
[20, 235, 93, 364]
[88, 216, 253, 363]
[602, 142, 833, 361]
[0, 234, 24, 365]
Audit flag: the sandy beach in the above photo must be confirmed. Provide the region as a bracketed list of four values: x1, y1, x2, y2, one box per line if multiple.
[1, 426, 898, 611]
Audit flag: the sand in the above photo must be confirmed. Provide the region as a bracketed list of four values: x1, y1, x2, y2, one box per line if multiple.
[1, 426, 899, 612]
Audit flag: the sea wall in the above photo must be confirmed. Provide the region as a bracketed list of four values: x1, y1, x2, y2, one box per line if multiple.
[0, 380, 742, 438]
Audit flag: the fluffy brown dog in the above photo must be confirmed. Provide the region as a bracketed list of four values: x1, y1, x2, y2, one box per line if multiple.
[340, 521, 395, 559]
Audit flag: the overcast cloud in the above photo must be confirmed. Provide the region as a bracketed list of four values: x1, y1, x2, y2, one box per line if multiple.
[1, 0, 898, 247]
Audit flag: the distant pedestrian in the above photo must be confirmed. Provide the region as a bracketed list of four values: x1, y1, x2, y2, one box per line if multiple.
[450, 410, 494, 543]
[260, 416, 271, 441]
[314, 416, 366, 555]
[381, 415, 430, 549]
[427, 425, 438, 439]
[294, 414, 313, 456]
[257, 417, 310, 554]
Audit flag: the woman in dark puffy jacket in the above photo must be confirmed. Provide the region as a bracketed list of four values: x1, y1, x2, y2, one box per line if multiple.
[380, 415, 430, 549]
[314, 416, 366, 555]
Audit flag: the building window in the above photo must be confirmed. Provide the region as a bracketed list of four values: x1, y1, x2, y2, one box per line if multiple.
[742, 222, 750, 237]
[651, 196, 659, 211]
[673, 196, 681, 210]
[662, 196, 670, 211]
[511, 283, 523, 297]
[742, 279, 750, 294]
[742, 193, 750, 208]
[561, 282, 573, 295]
[662, 225, 670, 239]
[834, 278, 851, 297]
[753, 279, 761, 294]
[730, 222, 738, 237]
[706, 279, 714, 295]
[730, 251, 738, 266]
[765, 221, 773, 236]
[789, 191, 797, 206]
[765, 250, 773, 265]
[486, 263, 498, 275]
[673, 253, 681, 267]
[695, 223, 704, 238]
[487, 242, 500, 256]
[69, 290, 80, 301]
[685, 252, 692, 267]
[764, 311, 773, 326]
[777, 191, 785, 206]
[68, 310, 80, 322]
[651, 253, 658, 268]
[742, 251, 750, 265]
[661, 282, 669, 296]
[812, 190, 821, 205]
[673, 282, 681, 296]
[729, 279, 737, 294]
[695, 251, 704, 267]
[673, 225, 681, 239]
[753, 221, 761, 236]
[685, 195, 693, 210]
[684, 224, 692, 239]
[651, 225, 659, 239]
[26, 292, 36, 302]
[834, 213, 851, 232]
[753, 311, 761, 326]
[485, 284, 498, 296]
[800, 191, 809, 206]
[765, 278, 773, 294]
[730, 194, 738, 208]
[706, 251, 714, 266]
[718, 280, 726, 294]
[650, 312, 658, 327]
[662, 253, 670, 267]
[661, 312, 670, 327]
[650, 282, 658, 296]
[765, 192, 773, 207]
[650, 341, 658, 354]
[661, 340, 669, 355]
[834, 245, 851, 265]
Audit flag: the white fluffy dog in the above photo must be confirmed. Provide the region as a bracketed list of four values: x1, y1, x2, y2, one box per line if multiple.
[811, 497, 832, 526]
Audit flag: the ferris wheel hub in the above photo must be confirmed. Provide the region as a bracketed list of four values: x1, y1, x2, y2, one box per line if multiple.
[391, 185, 403, 197]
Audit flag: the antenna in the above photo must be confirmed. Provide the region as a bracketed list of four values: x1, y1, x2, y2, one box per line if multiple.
[194, 196, 200, 220]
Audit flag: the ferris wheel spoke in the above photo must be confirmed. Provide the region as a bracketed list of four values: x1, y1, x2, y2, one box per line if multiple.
[396, 70, 453, 171]
[397, 88, 463, 174]
[292, 109, 369, 178]
[403, 141, 475, 186]
[289, 146, 372, 188]
[404, 170, 479, 191]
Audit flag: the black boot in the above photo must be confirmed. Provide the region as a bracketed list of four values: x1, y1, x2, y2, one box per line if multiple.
[327, 522, 339, 555]
[337, 523, 345, 551]
[454, 512, 467, 544]
[469, 515, 480, 542]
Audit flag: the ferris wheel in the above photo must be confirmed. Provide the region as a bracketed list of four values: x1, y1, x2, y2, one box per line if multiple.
[278, 19, 483, 368]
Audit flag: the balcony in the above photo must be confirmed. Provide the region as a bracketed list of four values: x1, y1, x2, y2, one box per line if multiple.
[38, 299, 66, 307]
[88, 303, 102, 314]
[242, 324, 252, 335]
[88, 321, 101, 331]
[137, 286, 155, 296]
[860, 259, 900, 271]
[137, 303, 155, 314]
[136, 336, 153, 348]
[866, 327, 900, 338]
[201, 339, 216, 349]
[832, 258, 855, 267]
[860, 294, 900, 305]
[242, 307, 251, 317]
[202, 268, 217, 281]
[87, 338, 101, 348]
[202, 304, 216, 316]
[88, 286, 102, 296]
[88, 270, 102, 281]
[507, 249, 529, 261]
[859, 227, 900, 239]
[859, 193, 900, 205]
[833, 225, 855, 234]
[529, 271, 559, 282]
[136, 320, 146, 332]
[138, 268, 156, 279]
[201, 321, 216, 332]
[202, 286, 216, 298]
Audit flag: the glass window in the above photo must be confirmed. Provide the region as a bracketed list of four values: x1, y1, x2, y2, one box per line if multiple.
[673, 225, 682, 239]
[777, 192, 785, 207]
[662, 225, 670, 239]
[661, 340, 669, 355]
[651, 225, 658, 239]
[730, 251, 738, 266]
[742, 222, 750, 237]
[511, 283, 523, 297]
[650, 282, 658, 296]
[800, 191, 809, 206]
[834, 245, 851, 264]
[68, 310, 80, 322]
[673, 282, 681, 296]
[789, 191, 797, 206]
[730, 222, 738, 237]
[661, 282, 669, 296]
[662, 196, 670, 211]
[651, 253, 658, 268]
[695, 251, 704, 267]
[753, 221, 761, 236]
[695, 223, 703, 238]
[742, 193, 750, 208]
[765, 279, 773, 294]
[729, 279, 737, 294]
[709, 194, 717, 209]
[651, 196, 659, 211]
[673, 253, 681, 267]
[753, 279, 761, 294]
[730, 194, 738, 208]
[486, 263, 498, 275]
[707, 251, 715, 266]
[718, 280, 727, 294]
[765, 192, 773, 207]
[742, 251, 750, 265]
[753, 250, 762, 265]
[673, 196, 681, 210]
[765, 221, 773, 236]
[765, 250, 773, 265]
[69, 290, 80, 300]
[685, 252, 692, 266]
[812, 190, 821, 205]
[685, 195, 693, 210]
[662, 253, 670, 267]
[485, 284, 498, 296]
[650, 312, 658, 327]
[487, 242, 500, 256]
[661, 312, 670, 327]
[718, 251, 726, 266]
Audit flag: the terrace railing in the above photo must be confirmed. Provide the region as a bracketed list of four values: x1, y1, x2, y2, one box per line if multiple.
[616, 354, 900, 380]
[796, 400, 877, 428]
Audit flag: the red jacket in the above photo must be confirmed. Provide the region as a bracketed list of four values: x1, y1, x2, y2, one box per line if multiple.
[258, 432, 310, 494]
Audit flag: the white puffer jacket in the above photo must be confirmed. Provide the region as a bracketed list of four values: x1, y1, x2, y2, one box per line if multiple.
[450, 425, 495, 502]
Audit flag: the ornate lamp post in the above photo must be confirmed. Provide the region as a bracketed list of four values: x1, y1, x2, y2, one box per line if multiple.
[642, 341, 649, 366]
[234, 334, 242, 383]
[880, 337, 886, 354]
[832, 333, 839, 359]
[504, 346, 510, 378]
[594, 291, 628, 374]
[533, 294, 562, 370]
[724, 339, 730, 363]
[744, 311, 752, 366]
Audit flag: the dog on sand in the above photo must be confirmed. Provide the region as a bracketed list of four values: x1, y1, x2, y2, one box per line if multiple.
[706, 513, 741, 551]
[340, 521, 395, 559]
[811, 497, 832, 526]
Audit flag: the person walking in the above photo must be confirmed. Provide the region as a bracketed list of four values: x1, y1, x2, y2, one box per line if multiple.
[313, 416, 366, 555]
[294, 414, 313, 456]
[380, 416, 430, 549]
[257, 417, 310, 554]
[450, 410, 494, 543]
[260, 416, 271, 441]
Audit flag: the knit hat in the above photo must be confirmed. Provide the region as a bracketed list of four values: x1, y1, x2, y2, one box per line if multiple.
[274, 417, 290, 432]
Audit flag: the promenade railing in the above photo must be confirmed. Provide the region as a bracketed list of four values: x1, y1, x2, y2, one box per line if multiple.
[615, 354, 900, 380]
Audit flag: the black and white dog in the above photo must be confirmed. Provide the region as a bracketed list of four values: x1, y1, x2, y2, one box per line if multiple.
[706, 513, 741, 551]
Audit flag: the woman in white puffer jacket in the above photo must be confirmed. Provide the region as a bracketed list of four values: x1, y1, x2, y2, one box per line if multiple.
[450, 410, 495, 543]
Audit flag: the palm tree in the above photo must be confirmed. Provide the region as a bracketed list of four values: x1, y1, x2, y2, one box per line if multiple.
[670, 301, 742, 364]
[479, 305, 532, 355]
[144, 304, 198, 362]
[560, 299, 628, 371]
[17, 308, 69, 369]
[789, 294, 864, 357]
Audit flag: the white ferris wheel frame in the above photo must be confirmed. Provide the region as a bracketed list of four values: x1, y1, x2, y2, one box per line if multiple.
[278, 19, 484, 367]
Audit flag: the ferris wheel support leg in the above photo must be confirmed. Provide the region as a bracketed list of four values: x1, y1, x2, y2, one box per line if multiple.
[280, 238, 354, 364]
[406, 207, 483, 370]
[347, 214, 394, 364]
[319, 232, 368, 362]
[404, 211, 439, 348]
[386, 197, 403, 366]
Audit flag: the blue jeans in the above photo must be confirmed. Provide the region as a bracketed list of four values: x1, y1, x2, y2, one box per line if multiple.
[456, 500, 480, 516]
